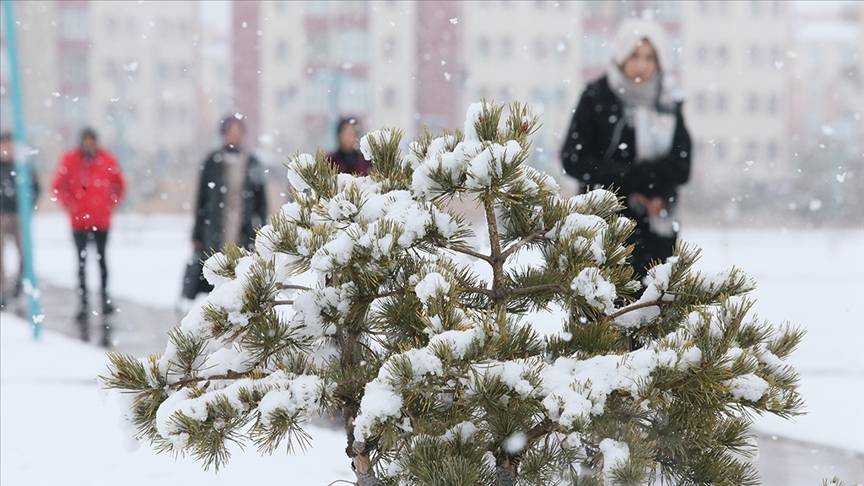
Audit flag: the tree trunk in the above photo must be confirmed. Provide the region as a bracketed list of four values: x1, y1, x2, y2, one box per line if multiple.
[353, 453, 379, 486]
[494, 463, 518, 486]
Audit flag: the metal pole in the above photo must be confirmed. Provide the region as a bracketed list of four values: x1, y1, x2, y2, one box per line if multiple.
[2, 0, 43, 338]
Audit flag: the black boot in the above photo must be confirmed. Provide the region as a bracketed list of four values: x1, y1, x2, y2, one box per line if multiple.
[76, 305, 90, 342]
[102, 294, 116, 315]
[99, 320, 113, 348]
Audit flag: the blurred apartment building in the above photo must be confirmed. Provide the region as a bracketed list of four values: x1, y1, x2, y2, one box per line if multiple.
[2, 1, 860, 221]
[1, 0, 208, 210]
[232, 1, 798, 200]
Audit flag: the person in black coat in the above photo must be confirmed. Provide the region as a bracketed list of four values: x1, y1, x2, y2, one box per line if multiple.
[561, 19, 691, 277]
[183, 116, 268, 300]
[0, 131, 39, 307]
[327, 117, 372, 176]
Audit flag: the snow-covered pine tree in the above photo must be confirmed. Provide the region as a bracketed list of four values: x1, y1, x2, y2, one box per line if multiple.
[101, 101, 803, 485]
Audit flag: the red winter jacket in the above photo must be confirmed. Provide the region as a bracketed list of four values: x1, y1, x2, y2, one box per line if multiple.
[51, 148, 126, 231]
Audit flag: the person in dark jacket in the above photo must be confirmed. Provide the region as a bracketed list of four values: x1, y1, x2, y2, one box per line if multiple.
[0, 132, 40, 308]
[560, 19, 691, 277]
[183, 115, 268, 301]
[52, 128, 125, 333]
[327, 117, 372, 175]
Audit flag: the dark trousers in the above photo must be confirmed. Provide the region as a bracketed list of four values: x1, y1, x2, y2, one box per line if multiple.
[72, 229, 109, 306]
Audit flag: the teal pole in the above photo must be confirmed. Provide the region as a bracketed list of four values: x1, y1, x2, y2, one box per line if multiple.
[2, 0, 43, 338]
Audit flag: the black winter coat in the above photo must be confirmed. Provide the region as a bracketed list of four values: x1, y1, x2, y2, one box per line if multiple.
[0, 159, 39, 214]
[560, 75, 692, 275]
[191, 148, 268, 251]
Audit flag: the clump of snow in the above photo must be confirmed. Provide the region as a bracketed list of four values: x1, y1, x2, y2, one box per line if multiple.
[598, 438, 630, 482]
[257, 375, 324, 426]
[465, 140, 522, 189]
[678, 347, 703, 369]
[724, 373, 769, 401]
[503, 431, 527, 454]
[414, 272, 451, 303]
[572, 189, 618, 213]
[359, 128, 397, 161]
[202, 252, 232, 288]
[156, 371, 310, 448]
[614, 256, 679, 329]
[442, 421, 478, 442]
[290, 283, 354, 337]
[353, 381, 404, 443]
[352, 324, 485, 442]
[540, 345, 696, 428]
[470, 360, 536, 398]
[546, 203, 609, 265]
[463, 102, 484, 142]
[571, 267, 617, 315]
[286, 153, 316, 192]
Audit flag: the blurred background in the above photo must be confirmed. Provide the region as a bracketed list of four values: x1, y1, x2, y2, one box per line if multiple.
[1, 0, 861, 224]
[1, 1, 863, 485]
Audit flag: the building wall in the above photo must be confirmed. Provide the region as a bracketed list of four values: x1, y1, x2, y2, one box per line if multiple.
[368, 1, 417, 140]
[257, 1, 304, 163]
[232, 1, 261, 145]
[681, 1, 791, 189]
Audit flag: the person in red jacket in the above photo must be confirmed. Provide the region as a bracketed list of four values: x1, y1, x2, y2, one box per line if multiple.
[51, 128, 125, 336]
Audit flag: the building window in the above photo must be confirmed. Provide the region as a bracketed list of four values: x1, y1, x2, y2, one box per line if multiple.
[744, 140, 758, 160]
[770, 45, 784, 64]
[715, 92, 727, 113]
[339, 30, 368, 64]
[157, 62, 170, 81]
[382, 36, 397, 58]
[533, 38, 547, 59]
[276, 40, 289, 62]
[767, 94, 779, 114]
[747, 93, 759, 113]
[104, 60, 117, 77]
[715, 139, 727, 161]
[696, 45, 708, 64]
[716, 45, 728, 65]
[766, 141, 778, 161]
[499, 36, 514, 59]
[278, 85, 296, 109]
[382, 85, 397, 108]
[695, 92, 707, 113]
[749, 45, 762, 65]
[477, 36, 490, 58]
[751, 1, 761, 16]
[60, 7, 88, 40]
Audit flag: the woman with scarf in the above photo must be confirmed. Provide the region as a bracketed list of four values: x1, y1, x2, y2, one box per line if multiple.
[560, 19, 691, 278]
[327, 117, 372, 176]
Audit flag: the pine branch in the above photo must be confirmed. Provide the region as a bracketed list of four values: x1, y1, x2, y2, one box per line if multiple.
[500, 226, 551, 260]
[446, 244, 493, 263]
[507, 283, 564, 298]
[605, 298, 673, 321]
[169, 369, 260, 389]
[277, 283, 312, 292]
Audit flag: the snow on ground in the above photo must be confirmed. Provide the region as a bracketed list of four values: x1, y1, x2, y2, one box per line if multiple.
[681, 228, 864, 453]
[30, 213, 191, 308]
[13, 213, 864, 454]
[0, 313, 353, 486]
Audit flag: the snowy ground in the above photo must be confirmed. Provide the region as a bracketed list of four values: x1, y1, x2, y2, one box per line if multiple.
[2, 212, 862, 483]
[0, 313, 353, 486]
